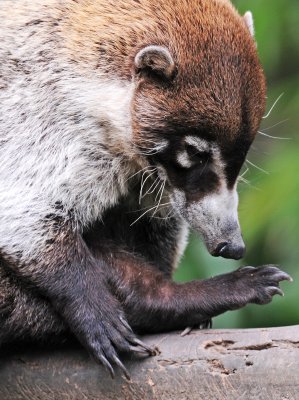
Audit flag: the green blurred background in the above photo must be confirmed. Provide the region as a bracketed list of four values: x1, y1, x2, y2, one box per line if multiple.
[175, 0, 299, 328]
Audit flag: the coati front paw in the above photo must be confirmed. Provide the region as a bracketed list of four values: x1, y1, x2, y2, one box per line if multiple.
[61, 297, 157, 379]
[230, 265, 292, 307]
[84, 311, 156, 379]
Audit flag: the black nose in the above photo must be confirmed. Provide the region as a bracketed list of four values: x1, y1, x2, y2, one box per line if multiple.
[213, 242, 246, 260]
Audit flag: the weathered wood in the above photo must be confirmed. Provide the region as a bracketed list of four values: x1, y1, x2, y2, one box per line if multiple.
[1, 326, 299, 400]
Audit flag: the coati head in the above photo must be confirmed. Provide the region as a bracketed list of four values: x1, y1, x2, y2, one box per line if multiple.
[64, 0, 265, 260]
[129, 5, 266, 260]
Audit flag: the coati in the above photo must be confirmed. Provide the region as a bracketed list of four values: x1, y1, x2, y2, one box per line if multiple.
[0, 0, 292, 378]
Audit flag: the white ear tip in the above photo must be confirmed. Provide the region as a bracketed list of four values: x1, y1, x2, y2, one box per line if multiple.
[135, 46, 172, 65]
[134, 45, 175, 79]
[244, 11, 255, 37]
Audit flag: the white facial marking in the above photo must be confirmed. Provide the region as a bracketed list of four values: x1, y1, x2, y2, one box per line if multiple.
[176, 136, 215, 169]
[169, 139, 241, 253]
[185, 136, 210, 152]
[177, 151, 193, 168]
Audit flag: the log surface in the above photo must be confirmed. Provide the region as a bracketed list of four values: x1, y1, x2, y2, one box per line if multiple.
[1, 325, 299, 400]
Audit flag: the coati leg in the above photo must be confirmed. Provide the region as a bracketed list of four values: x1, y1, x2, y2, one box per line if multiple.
[103, 251, 291, 333]
[0, 247, 290, 349]
[0, 262, 66, 345]
[1, 221, 154, 377]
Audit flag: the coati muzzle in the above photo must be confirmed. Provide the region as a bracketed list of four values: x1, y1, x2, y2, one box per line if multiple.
[171, 186, 246, 261]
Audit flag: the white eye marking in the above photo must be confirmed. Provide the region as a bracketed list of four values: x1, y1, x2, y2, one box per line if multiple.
[177, 151, 193, 168]
[185, 136, 210, 152]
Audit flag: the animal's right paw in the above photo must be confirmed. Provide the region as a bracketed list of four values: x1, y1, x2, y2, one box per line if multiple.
[80, 311, 157, 379]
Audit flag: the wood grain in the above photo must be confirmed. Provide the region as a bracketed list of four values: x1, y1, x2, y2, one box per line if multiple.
[1, 326, 299, 400]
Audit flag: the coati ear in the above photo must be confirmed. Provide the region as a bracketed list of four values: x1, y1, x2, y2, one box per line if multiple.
[243, 11, 255, 37]
[134, 45, 176, 80]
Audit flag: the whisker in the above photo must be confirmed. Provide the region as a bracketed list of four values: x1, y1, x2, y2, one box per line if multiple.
[139, 169, 157, 204]
[246, 159, 269, 175]
[142, 177, 160, 198]
[126, 166, 156, 182]
[261, 119, 289, 132]
[239, 177, 261, 191]
[240, 167, 249, 178]
[258, 131, 291, 140]
[151, 209, 175, 221]
[155, 179, 165, 202]
[162, 208, 175, 220]
[130, 202, 171, 226]
[137, 140, 168, 157]
[153, 180, 166, 217]
[138, 149, 164, 156]
[238, 176, 250, 185]
[262, 93, 284, 119]
[137, 138, 160, 144]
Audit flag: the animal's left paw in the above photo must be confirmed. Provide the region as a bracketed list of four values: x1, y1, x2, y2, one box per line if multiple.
[236, 265, 292, 305]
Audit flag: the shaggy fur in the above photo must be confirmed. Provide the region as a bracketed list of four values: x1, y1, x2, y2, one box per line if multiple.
[0, 0, 291, 378]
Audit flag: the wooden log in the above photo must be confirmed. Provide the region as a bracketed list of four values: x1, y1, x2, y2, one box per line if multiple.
[1, 325, 299, 400]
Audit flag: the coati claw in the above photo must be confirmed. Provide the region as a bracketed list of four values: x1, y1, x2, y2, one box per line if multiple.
[119, 315, 134, 333]
[128, 345, 151, 355]
[181, 327, 193, 337]
[132, 338, 157, 356]
[112, 355, 131, 380]
[239, 265, 292, 282]
[99, 355, 115, 379]
[200, 319, 213, 329]
[181, 319, 212, 336]
[239, 266, 256, 272]
[268, 286, 284, 297]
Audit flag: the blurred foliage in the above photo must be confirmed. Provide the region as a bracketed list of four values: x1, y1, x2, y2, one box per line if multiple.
[174, 0, 299, 328]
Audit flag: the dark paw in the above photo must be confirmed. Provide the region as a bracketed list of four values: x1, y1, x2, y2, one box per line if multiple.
[236, 265, 292, 306]
[83, 312, 157, 379]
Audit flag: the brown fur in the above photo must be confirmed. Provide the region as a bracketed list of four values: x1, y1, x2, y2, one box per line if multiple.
[59, 0, 265, 144]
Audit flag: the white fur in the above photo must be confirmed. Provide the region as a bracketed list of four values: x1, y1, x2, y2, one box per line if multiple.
[0, 15, 136, 261]
[171, 184, 241, 253]
[177, 137, 213, 168]
[173, 220, 189, 268]
[170, 142, 242, 253]
[177, 151, 193, 168]
[185, 136, 210, 152]
[135, 45, 175, 77]
[244, 11, 255, 37]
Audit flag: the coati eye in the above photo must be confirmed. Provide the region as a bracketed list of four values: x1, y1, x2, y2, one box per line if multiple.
[185, 144, 211, 165]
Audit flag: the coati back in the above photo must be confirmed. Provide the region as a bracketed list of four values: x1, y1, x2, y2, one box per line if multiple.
[0, 0, 291, 378]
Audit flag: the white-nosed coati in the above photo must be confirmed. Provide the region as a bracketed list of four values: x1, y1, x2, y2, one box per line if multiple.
[0, 0, 291, 378]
